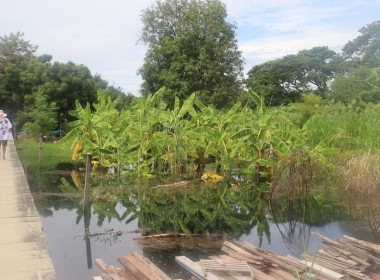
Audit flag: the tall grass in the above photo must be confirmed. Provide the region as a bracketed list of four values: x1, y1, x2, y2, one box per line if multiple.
[304, 103, 380, 152]
[16, 139, 73, 169]
[341, 152, 380, 238]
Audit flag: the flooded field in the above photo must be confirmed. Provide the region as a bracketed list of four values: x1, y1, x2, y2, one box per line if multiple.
[18, 148, 379, 280]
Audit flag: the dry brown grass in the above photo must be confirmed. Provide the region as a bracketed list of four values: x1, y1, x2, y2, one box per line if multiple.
[342, 151, 380, 237]
[343, 151, 380, 193]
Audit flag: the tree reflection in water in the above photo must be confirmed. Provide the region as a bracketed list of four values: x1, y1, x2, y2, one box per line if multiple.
[118, 182, 270, 241]
[269, 192, 349, 256]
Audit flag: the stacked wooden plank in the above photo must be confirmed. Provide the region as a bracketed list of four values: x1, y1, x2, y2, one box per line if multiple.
[176, 241, 308, 280]
[94, 252, 173, 280]
[95, 233, 380, 280]
[176, 234, 380, 280]
[308, 232, 380, 280]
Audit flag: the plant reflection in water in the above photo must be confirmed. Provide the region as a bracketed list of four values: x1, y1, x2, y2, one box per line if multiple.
[28, 165, 377, 279]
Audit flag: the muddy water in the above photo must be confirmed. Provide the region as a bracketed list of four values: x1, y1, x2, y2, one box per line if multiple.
[24, 166, 377, 280]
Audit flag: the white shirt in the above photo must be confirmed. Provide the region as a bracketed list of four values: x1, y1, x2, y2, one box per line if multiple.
[0, 117, 12, 141]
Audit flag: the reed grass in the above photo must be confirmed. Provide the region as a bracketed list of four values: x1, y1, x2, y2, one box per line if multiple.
[341, 151, 380, 238]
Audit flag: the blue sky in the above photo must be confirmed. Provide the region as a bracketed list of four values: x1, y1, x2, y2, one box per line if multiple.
[1, 0, 379, 96]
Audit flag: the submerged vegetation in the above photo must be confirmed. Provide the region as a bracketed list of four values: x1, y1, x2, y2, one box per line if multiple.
[60, 90, 332, 185]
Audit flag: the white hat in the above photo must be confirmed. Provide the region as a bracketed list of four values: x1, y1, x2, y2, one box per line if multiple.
[0, 110, 7, 117]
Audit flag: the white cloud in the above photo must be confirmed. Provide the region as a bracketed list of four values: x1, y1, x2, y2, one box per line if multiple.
[240, 25, 355, 65]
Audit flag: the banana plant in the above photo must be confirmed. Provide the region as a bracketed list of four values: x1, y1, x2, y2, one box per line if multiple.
[121, 94, 161, 177]
[61, 99, 99, 160]
[153, 93, 197, 176]
[231, 90, 302, 186]
[61, 91, 121, 171]
[193, 99, 243, 174]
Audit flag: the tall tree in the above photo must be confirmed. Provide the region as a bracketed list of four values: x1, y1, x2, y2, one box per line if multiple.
[247, 47, 337, 106]
[138, 0, 244, 109]
[0, 32, 37, 72]
[329, 67, 380, 105]
[342, 20, 380, 67]
[23, 92, 58, 136]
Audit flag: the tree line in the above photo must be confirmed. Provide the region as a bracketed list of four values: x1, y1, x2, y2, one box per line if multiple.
[139, 0, 380, 109]
[0, 32, 134, 135]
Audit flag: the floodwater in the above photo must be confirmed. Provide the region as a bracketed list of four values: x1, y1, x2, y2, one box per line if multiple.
[23, 162, 378, 280]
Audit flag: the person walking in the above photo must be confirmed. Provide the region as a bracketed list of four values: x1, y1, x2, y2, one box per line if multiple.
[0, 110, 12, 159]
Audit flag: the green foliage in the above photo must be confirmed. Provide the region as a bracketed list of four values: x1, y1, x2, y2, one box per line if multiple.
[342, 20, 380, 66]
[0, 32, 133, 132]
[247, 47, 337, 106]
[138, 0, 244, 109]
[290, 93, 322, 126]
[23, 92, 58, 136]
[61, 89, 340, 195]
[0, 32, 37, 71]
[329, 67, 380, 104]
[302, 102, 380, 152]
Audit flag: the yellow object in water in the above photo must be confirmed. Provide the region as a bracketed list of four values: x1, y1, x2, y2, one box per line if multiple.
[201, 171, 223, 183]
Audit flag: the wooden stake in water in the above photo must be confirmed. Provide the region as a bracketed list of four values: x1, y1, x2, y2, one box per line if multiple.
[83, 153, 92, 212]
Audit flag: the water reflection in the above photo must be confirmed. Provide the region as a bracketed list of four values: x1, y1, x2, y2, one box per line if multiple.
[269, 192, 349, 256]
[84, 207, 92, 268]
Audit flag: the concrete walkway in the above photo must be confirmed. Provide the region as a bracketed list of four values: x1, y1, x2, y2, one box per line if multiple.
[0, 135, 57, 280]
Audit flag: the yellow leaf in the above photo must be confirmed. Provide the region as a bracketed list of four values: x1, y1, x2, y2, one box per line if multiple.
[201, 171, 223, 183]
